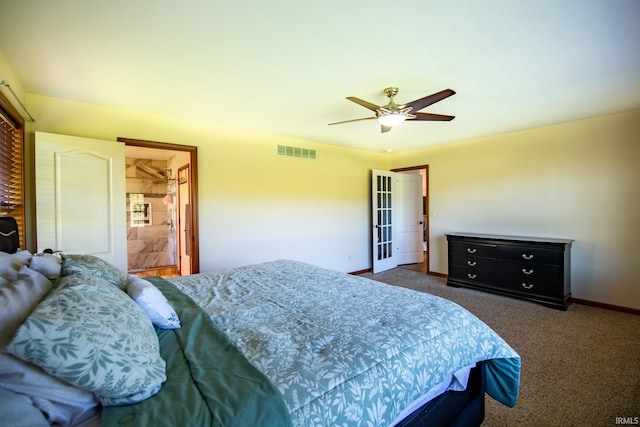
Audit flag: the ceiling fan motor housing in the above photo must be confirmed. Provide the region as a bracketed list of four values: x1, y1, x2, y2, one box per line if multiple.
[383, 87, 399, 98]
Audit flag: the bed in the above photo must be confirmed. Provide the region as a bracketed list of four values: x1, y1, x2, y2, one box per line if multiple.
[0, 217, 520, 426]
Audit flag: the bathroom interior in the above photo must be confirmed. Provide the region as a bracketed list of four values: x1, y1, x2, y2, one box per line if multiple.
[125, 147, 190, 277]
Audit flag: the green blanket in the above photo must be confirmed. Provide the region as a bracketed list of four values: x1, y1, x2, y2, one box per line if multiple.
[101, 277, 291, 427]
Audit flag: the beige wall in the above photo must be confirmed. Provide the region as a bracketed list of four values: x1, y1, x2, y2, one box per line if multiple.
[391, 110, 640, 309]
[24, 93, 389, 273]
[0, 51, 26, 105]
[5, 51, 639, 308]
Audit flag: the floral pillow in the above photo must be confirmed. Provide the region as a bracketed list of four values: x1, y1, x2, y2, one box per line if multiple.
[4, 273, 166, 406]
[61, 254, 125, 289]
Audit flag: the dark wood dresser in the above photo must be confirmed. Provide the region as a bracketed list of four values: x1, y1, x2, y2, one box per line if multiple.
[446, 233, 573, 310]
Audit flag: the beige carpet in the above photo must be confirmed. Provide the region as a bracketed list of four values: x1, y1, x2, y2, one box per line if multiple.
[360, 268, 640, 427]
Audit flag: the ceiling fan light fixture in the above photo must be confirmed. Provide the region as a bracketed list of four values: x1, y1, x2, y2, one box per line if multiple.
[378, 112, 407, 127]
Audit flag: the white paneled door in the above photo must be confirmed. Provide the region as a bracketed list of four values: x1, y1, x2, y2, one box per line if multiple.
[395, 172, 424, 265]
[35, 132, 127, 272]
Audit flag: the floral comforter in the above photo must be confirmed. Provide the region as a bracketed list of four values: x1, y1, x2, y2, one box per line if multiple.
[167, 260, 520, 426]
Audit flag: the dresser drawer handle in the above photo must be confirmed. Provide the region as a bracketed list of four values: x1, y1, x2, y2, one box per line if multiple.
[521, 283, 534, 290]
[467, 273, 477, 279]
[522, 254, 534, 260]
[522, 268, 534, 275]
[467, 261, 477, 266]
[467, 248, 477, 254]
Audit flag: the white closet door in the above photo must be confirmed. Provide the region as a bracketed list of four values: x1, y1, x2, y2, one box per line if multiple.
[35, 132, 127, 272]
[395, 172, 424, 265]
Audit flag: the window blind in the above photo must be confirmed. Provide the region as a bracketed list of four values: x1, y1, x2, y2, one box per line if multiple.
[0, 90, 25, 249]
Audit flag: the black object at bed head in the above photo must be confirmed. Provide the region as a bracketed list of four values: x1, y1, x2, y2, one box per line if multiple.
[0, 216, 19, 253]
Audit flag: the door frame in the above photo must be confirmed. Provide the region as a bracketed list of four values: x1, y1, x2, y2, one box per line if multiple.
[118, 137, 200, 274]
[176, 163, 191, 276]
[391, 164, 438, 276]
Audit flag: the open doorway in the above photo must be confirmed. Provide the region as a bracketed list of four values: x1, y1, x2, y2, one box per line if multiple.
[119, 137, 199, 277]
[393, 165, 430, 274]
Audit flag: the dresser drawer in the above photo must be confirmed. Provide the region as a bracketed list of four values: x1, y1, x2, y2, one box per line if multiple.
[498, 260, 562, 282]
[449, 265, 496, 285]
[498, 246, 563, 265]
[498, 276, 563, 299]
[450, 254, 496, 272]
[450, 241, 497, 258]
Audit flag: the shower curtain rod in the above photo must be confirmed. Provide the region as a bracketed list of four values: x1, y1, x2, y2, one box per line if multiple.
[1, 80, 36, 123]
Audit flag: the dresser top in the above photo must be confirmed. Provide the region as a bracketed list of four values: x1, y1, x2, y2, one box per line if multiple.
[446, 232, 574, 245]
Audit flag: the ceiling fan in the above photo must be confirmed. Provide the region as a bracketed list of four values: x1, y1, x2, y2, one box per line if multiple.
[329, 87, 455, 133]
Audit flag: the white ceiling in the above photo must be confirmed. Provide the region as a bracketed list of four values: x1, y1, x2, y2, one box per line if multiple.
[1, 0, 638, 153]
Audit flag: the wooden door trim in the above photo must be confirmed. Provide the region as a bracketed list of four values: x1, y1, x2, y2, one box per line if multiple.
[118, 137, 199, 274]
[176, 163, 191, 275]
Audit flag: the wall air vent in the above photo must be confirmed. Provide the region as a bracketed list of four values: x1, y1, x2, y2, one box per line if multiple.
[276, 144, 316, 160]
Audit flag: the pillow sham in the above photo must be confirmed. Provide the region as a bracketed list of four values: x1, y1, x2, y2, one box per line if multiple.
[61, 254, 125, 289]
[126, 274, 181, 329]
[0, 266, 52, 348]
[4, 273, 166, 406]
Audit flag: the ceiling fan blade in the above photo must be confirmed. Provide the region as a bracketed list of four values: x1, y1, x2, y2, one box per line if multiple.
[328, 116, 377, 126]
[409, 112, 455, 122]
[346, 97, 380, 112]
[402, 89, 456, 112]
[381, 125, 392, 133]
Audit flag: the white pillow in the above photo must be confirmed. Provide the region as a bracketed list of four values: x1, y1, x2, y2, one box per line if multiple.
[0, 250, 32, 286]
[29, 253, 62, 280]
[0, 266, 52, 348]
[126, 274, 181, 329]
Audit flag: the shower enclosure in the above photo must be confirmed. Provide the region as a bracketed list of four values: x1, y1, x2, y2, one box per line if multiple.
[125, 157, 178, 276]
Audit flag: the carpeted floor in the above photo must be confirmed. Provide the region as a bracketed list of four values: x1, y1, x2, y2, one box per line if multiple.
[359, 268, 640, 427]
